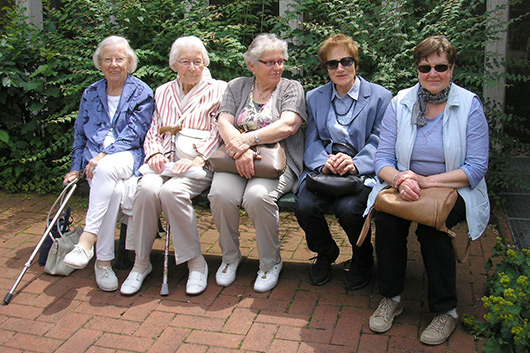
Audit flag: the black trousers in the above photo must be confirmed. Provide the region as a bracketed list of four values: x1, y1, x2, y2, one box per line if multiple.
[374, 194, 466, 313]
[295, 179, 373, 270]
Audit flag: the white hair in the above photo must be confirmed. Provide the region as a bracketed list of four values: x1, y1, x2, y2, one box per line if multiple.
[168, 36, 210, 69]
[243, 33, 289, 65]
[93, 35, 138, 74]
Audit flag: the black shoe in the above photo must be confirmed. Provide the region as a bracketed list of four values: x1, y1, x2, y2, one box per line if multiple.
[309, 245, 339, 286]
[343, 257, 373, 290]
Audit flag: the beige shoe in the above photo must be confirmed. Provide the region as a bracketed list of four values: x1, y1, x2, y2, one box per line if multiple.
[369, 297, 403, 333]
[420, 313, 457, 345]
[94, 263, 118, 292]
[63, 244, 94, 269]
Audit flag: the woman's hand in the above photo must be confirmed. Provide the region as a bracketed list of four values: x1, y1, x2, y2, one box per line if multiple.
[398, 178, 421, 201]
[225, 133, 253, 160]
[63, 170, 80, 185]
[148, 153, 169, 174]
[170, 156, 205, 174]
[322, 153, 357, 176]
[234, 149, 256, 179]
[392, 170, 425, 189]
[85, 152, 107, 179]
[390, 170, 422, 201]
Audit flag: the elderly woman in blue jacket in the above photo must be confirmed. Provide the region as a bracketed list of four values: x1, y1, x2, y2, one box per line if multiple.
[295, 34, 392, 289]
[366, 36, 489, 346]
[62, 35, 154, 292]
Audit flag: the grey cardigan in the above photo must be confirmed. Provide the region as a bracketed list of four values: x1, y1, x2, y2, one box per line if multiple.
[219, 76, 308, 190]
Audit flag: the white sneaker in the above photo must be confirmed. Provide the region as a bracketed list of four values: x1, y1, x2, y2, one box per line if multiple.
[63, 244, 94, 269]
[94, 263, 118, 292]
[253, 261, 282, 292]
[420, 313, 458, 345]
[120, 263, 153, 296]
[186, 263, 208, 296]
[216, 258, 242, 287]
[369, 297, 404, 333]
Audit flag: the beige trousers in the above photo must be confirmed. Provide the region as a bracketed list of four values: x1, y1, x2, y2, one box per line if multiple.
[208, 167, 295, 272]
[126, 171, 212, 266]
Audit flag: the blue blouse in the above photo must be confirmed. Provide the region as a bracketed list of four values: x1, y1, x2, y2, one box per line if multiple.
[375, 96, 489, 188]
[71, 75, 155, 175]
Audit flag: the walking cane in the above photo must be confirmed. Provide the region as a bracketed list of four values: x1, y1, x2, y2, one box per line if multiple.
[158, 125, 181, 296]
[3, 174, 83, 304]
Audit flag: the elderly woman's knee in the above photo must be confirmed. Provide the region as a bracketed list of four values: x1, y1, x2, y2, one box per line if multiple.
[159, 182, 190, 205]
[94, 157, 118, 177]
[208, 188, 240, 209]
[242, 189, 275, 212]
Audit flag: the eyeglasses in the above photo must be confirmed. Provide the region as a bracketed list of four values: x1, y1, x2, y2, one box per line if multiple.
[258, 59, 286, 68]
[102, 57, 127, 65]
[177, 59, 204, 67]
[417, 64, 450, 73]
[325, 56, 355, 70]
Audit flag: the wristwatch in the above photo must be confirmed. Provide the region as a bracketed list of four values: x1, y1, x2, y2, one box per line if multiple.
[253, 132, 260, 144]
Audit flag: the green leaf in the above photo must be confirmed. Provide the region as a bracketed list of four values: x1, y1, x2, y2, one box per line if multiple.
[0, 130, 9, 143]
[2, 76, 11, 87]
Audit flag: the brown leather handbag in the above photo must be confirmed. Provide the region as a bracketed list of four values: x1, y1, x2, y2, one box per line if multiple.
[357, 187, 470, 263]
[209, 143, 286, 179]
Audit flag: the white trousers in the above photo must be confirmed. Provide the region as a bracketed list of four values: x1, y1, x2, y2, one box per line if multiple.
[84, 151, 134, 261]
[208, 167, 295, 272]
[126, 171, 212, 266]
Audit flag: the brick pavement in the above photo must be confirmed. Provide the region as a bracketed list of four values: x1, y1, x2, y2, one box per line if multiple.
[0, 191, 497, 352]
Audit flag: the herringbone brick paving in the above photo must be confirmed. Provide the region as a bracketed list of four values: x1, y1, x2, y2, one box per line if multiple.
[0, 191, 497, 352]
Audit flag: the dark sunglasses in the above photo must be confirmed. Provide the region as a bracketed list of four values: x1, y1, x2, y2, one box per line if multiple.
[325, 56, 355, 70]
[417, 64, 450, 74]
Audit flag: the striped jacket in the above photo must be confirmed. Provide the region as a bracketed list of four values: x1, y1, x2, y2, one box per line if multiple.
[143, 68, 227, 161]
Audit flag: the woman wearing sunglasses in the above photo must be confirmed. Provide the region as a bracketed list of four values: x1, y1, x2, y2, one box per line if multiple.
[366, 36, 489, 345]
[295, 34, 391, 289]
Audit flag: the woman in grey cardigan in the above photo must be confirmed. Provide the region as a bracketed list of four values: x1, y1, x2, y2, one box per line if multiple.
[208, 33, 307, 292]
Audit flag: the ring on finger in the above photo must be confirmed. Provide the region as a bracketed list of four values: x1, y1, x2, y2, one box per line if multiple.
[401, 189, 405, 195]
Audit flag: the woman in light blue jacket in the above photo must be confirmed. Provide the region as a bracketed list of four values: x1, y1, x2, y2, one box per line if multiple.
[62, 36, 154, 292]
[366, 36, 489, 346]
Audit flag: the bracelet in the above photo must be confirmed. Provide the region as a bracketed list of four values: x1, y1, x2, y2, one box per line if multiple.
[252, 132, 260, 145]
[391, 173, 399, 188]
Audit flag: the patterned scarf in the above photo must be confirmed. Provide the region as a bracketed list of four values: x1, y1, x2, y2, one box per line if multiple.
[411, 81, 452, 127]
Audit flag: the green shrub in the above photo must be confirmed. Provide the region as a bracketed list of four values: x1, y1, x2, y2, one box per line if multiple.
[0, 0, 529, 193]
[463, 238, 530, 353]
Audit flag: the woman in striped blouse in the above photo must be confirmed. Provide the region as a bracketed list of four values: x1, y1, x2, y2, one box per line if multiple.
[120, 36, 226, 296]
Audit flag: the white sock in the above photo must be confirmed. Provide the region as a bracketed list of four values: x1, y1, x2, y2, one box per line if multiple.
[188, 255, 207, 273]
[446, 308, 458, 319]
[132, 256, 150, 274]
[392, 295, 401, 303]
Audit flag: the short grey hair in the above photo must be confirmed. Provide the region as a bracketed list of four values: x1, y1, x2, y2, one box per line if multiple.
[93, 35, 138, 74]
[168, 36, 210, 69]
[243, 33, 289, 66]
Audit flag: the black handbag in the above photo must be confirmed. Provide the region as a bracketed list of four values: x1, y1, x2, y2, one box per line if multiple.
[305, 142, 365, 197]
[306, 172, 365, 197]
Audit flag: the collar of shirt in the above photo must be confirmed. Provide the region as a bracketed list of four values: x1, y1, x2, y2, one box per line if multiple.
[331, 76, 361, 102]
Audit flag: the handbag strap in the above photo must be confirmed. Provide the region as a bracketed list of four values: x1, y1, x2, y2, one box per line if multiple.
[453, 237, 471, 264]
[357, 206, 374, 248]
[356, 206, 471, 263]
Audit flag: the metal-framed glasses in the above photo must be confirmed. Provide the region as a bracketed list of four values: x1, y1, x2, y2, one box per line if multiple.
[325, 56, 355, 70]
[417, 64, 450, 73]
[177, 59, 204, 67]
[102, 57, 127, 65]
[258, 59, 286, 68]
